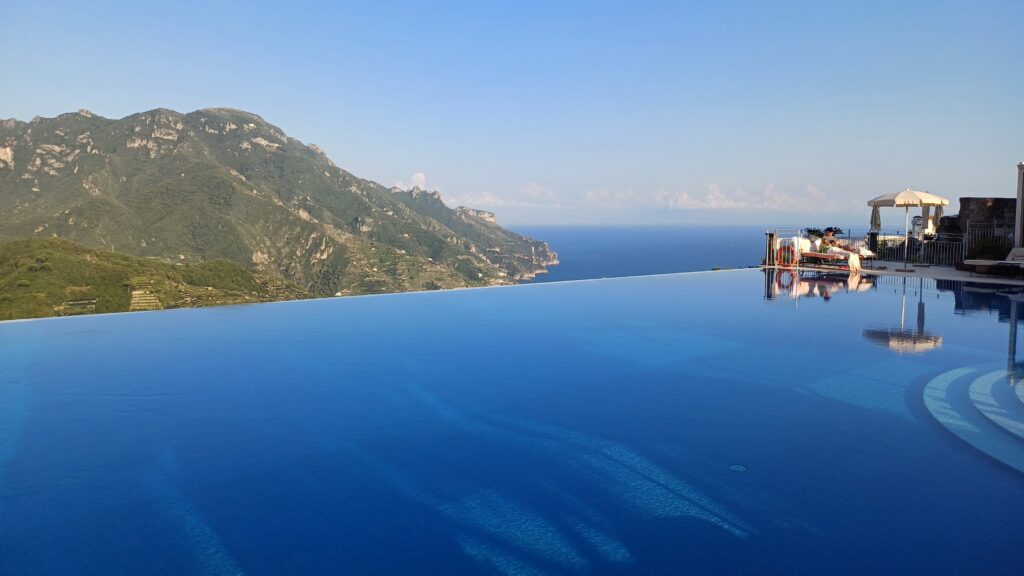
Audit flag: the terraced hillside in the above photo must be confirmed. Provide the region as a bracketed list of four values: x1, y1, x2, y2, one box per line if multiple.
[0, 238, 309, 320]
[0, 108, 557, 297]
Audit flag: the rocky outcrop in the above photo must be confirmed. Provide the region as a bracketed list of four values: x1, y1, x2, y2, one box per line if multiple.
[0, 145, 13, 169]
[457, 207, 497, 224]
[0, 107, 557, 296]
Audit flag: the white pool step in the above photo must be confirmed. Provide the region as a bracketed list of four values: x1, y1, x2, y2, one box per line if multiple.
[922, 367, 1024, 474]
[968, 370, 1024, 442]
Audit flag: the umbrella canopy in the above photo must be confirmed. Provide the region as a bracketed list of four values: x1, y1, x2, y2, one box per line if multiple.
[866, 188, 949, 208]
[866, 189, 950, 270]
[862, 329, 942, 353]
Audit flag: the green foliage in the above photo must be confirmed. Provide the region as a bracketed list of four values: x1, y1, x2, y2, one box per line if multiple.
[0, 238, 309, 320]
[967, 237, 1011, 260]
[804, 227, 845, 237]
[0, 108, 557, 297]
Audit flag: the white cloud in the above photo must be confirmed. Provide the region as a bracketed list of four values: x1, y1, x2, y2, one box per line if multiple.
[394, 171, 428, 190]
[659, 183, 858, 213]
[441, 191, 515, 208]
[568, 183, 860, 216]
[519, 181, 556, 201]
[442, 182, 563, 210]
[441, 181, 858, 219]
[581, 188, 642, 208]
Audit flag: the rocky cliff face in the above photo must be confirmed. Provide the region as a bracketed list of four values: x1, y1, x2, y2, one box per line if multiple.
[0, 108, 556, 295]
[456, 207, 497, 224]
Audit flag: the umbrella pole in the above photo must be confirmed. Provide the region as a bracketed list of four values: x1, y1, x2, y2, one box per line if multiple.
[1010, 300, 1018, 383]
[903, 207, 912, 271]
[900, 277, 906, 331]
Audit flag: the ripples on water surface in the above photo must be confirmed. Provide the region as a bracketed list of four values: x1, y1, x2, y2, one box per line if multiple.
[1, 269, 1022, 575]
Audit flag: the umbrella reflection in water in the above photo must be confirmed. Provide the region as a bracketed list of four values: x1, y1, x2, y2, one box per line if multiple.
[863, 277, 942, 353]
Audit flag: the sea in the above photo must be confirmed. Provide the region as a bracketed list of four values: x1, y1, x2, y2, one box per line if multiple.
[513, 225, 767, 282]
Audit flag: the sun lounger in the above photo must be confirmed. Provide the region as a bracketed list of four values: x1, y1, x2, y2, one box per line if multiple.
[802, 252, 862, 271]
[964, 248, 1024, 275]
[1003, 248, 1024, 265]
[965, 248, 1024, 267]
[963, 259, 1007, 267]
[798, 238, 863, 271]
[802, 252, 851, 266]
[774, 237, 865, 271]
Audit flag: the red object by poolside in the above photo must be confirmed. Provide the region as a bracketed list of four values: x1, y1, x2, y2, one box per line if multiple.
[777, 245, 797, 267]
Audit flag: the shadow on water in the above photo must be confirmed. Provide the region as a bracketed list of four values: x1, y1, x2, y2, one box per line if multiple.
[143, 453, 245, 576]
[0, 342, 36, 536]
[334, 379, 758, 574]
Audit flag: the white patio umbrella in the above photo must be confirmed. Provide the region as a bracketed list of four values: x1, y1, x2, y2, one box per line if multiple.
[867, 189, 950, 270]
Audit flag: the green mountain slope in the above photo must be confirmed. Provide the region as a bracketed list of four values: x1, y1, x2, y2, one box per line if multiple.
[0, 238, 309, 320]
[0, 108, 557, 296]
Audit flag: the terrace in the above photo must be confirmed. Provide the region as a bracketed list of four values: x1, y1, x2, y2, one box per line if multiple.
[765, 221, 1015, 269]
[764, 162, 1024, 284]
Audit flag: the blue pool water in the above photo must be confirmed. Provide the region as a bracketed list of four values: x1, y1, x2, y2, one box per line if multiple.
[513, 226, 765, 282]
[1, 270, 1023, 575]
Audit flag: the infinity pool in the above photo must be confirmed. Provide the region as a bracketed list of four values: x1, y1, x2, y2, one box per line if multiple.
[1, 270, 1022, 575]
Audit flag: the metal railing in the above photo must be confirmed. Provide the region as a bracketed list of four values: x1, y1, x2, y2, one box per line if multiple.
[767, 227, 971, 268]
[832, 228, 969, 267]
[873, 239, 965, 267]
[843, 230, 902, 251]
[870, 274, 940, 290]
[767, 224, 1016, 268]
[964, 224, 1013, 258]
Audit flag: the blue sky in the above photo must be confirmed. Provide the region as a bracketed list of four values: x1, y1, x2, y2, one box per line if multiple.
[2, 0, 1021, 227]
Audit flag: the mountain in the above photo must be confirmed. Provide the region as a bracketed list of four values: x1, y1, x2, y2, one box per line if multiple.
[0, 238, 309, 320]
[0, 108, 556, 297]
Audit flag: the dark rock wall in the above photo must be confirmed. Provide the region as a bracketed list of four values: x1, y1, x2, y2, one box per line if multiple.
[939, 198, 1017, 234]
[958, 197, 1016, 228]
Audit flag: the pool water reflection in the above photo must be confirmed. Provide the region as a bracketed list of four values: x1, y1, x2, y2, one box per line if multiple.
[0, 270, 1022, 575]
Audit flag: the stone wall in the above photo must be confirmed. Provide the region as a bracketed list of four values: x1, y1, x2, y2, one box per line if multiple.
[958, 197, 1016, 228]
[936, 197, 1016, 235]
